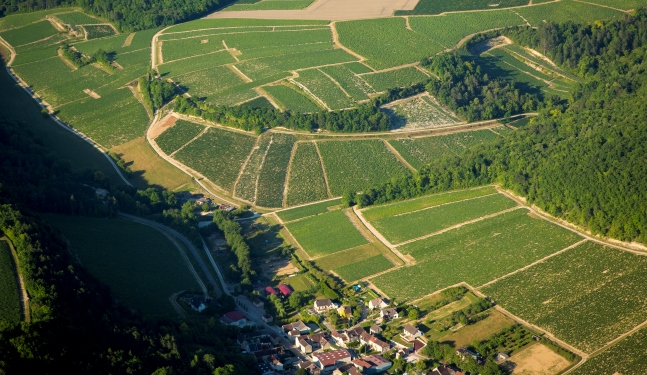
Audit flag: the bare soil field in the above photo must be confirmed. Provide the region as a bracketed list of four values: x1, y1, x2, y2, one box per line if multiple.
[508, 343, 571, 375]
[205, 0, 420, 20]
[150, 113, 178, 139]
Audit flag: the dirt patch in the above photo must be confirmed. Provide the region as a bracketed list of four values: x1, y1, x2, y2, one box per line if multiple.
[508, 343, 571, 375]
[525, 47, 558, 67]
[122, 33, 135, 47]
[201, 39, 209, 44]
[150, 113, 179, 139]
[83, 89, 101, 99]
[471, 36, 512, 55]
[260, 257, 299, 277]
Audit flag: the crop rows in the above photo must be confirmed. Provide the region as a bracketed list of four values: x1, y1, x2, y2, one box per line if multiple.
[276, 198, 342, 222]
[570, 325, 647, 375]
[12, 37, 62, 66]
[371, 209, 582, 301]
[515, 0, 623, 26]
[159, 27, 275, 42]
[319, 64, 375, 100]
[224, 0, 315, 11]
[317, 139, 410, 196]
[285, 142, 329, 206]
[255, 133, 296, 207]
[333, 255, 393, 282]
[162, 18, 329, 33]
[235, 133, 272, 202]
[154, 120, 205, 155]
[172, 65, 252, 105]
[0, 20, 58, 46]
[295, 69, 354, 110]
[0, 241, 21, 324]
[160, 50, 237, 77]
[264, 84, 320, 112]
[162, 38, 226, 62]
[502, 44, 580, 81]
[397, 0, 529, 15]
[174, 127, 257, 191]
[0, 9, 62, 31]
[83, 24, 117, 40]
[361, 186, 497, 221]
[371, 193, 518, 244]
[55, 11, 103, 26]
[285, 210, 368, 258]
[336, 17, 443, 70]
[409, 10, 525, 48]
[482, 242, 647, 353]
[314, 243, 381, 271]
[382, 94, 461, 130]
[236, 40, 332, 60]
[583, 0, 647, 10]
[360, 67, 429, 92]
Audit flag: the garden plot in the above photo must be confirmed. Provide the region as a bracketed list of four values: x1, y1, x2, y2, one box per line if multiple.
[317, 139, 410, 196]
[285, 210, 368, 257]
[255, 133, 296, 207]
[319, 64, 375, 100]
[285, 142, 329, 206]
[482, 241, 647, 353]
[276, 198, 342, 222]
[333, 254, 394, 282]
[381, 94, 461, 131]
[263, 84, 321, 112]
[360, 66, 429, 93]
[154, 120, 206, 155]
[235, 133, 273, 202]
[295, 68, 354, 110]
[371, 209, 582, 301]
[369, 193, 518, 244]
[174, 127, 257, 191]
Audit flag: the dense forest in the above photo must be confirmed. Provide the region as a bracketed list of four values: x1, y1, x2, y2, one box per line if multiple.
[0, 0, 235, 31]
[357, 10, 647, 244]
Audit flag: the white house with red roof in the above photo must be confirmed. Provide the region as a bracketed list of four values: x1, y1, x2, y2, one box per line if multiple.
[220, 311, 250, 327]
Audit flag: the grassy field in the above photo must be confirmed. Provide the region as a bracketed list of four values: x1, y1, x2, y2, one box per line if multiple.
[110, 137, 193, 190]
[333, 254, 393, 282]
[336, 18, 443, 70]
[256, 133, 295, 207]
[154, 120, 206, 155]
[397, 0, 530, 15]
[570, 325, 647, 374]
[371, 209, 582, 301]
[264, 84, 321, 112]
[285, 210, 368, 257]
[361, 186, 498, 221]
[317, 139, 410, 196]
[314, 243, 381, 270]
[44, 215, 201, 316]
[370, 193, 518, 244]
[438, 310, 515, 348]
[174, 127, 257, 191]
[285, 141, 329, 206]
[224, 0, 315, 11]
[276, 198, 342, 222]
[0, 240, 22, 324]
[482, 242, 647, 353]
[360, 67, 430, 92]
[286, 273, 316, 292]
[295, 68, 354, 110]
[381, 94, 461, 130]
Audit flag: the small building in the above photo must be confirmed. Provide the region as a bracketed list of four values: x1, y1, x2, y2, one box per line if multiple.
[368, 298, 389, 310]
[352, 354, 392, 375]
[413, 339, 426, 353]
[278, 284, 292, 297]
[338, 305, 352, 318]
[369, 324, 383, 335]
[262, 314, 273, 323]
[456, 347, 480, 361]
[282, 321, 310, 336]
[496, 352, 510, 362]
[312, 349, 352, 371]
[331, 326, 365, 347]
[402, 324, 423, 341]
[253, 298, 265, 309]
[267, 355, 284, 371]
[431, 364, 457, 375]
[190, 297, 207, 312]
[265, 286, 278, 296]
[196, 197, 211, 206]
[314, 298, 336, 313]
[296, 333, 331, 354]
[360, 331, 391, 353]
[380, 307, 399, 320]
[221, 311, 249, 327]
[333, 363, 361, 375]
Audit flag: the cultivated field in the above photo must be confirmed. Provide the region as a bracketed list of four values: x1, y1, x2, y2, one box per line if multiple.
[0, 240, 21, 324]
[284, 210, 368, 257]
[263, 84, 321, 112]
[515, 0, 624, 25]
[54, 11, 103, 26]
[154, 120, 206, 155]
[371, 209, 582, 301]
[294, 68, 355, 110]
[333, 254, 393, 282]
[224, 0, 316, 11]
[276, 198, 342, 222]
[382, 94, 462, 130]
[481, 241, 647, 353]
[397, 0, 531, 15]
[45, 215, 201, 316]
[360, 67, 430, 92]
[569, 326, 647, 375]
[255, 132, 296, 207]
[285, 141, 329, 206]
[313, 242, 381, 271]
[235, 133, 273, 202]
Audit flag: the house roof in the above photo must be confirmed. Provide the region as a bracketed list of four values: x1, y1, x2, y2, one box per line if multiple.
[282, 321, 309, 332]
[278, 284, 292, 295]
[413, 339, 426, 352]
[314, 298, 333, 308]
[314, 349, 351, 366]
[369, 298, 385, 306]
[432, 364, 455, 375]
[297, 361, 312, 369]
[352, 358, 372, 369]
[265, 286, 278, 295]
[404, 324, 419, 335]
[258, 363, 273, 374]
[370, 324, 382, 333]
[381, 307, 397, 316]
[223, 311, 245, 323]
[364, 355, 390, 366]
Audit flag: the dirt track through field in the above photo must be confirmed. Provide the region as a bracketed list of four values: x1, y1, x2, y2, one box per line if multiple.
[352, 206, 413, 264]
[382, 139, 416, 172]
[313, 141, 333, 197]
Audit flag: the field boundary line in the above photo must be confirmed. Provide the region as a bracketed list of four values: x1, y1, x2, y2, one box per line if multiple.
[160, 27, 330, 42]
[288, 77, 331, 110]
[228, 63, 252, 82]
[1, 237, 30, 323]
[393, 206, 523, 247]
[233, 133, 264, 199]
[391, 192, 500, 218]
[496, 187, 647, 255]
[317, 67, 353, 99]
[275, 213, 313, 261]
[273, 195, 341, 217]
[152, 25, 174, 70]
[476, 239, 587, 289]
[330, 21, 366, 62]
[57, 47, 78, 71]
[160, 48, 228, 65]
[503, 46, 578, 82]
[382, 139, 417, 173]
[313, 140, 333, 197]
[572, 0, 631, 13]
[353, 206, 413, 265]
[170, 127, 209, 158]
[161, 23, 329, 35]
[122, 32, 135, 47]
[253, 136, 273, 202]
[282, 139, 300, 207]
[254, 87, 281, 109]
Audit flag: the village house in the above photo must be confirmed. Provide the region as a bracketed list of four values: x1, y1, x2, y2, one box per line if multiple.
[190, 296, 207, 312]
[333, 363, 361, 375]
[220, 311, 250, 327]
[314, 298, 337, 313]
[402, 324, 423, 341]
[296, 333, 332, 354]
[331, 327, 365, 347]
[456, 347, 480, 361]
[430, 364, 466, 375]
[337, 305, 352, 318]
[312, 349, 352, 372]
[278, 284, 292, 297]
[413, 339, 426, 353]
[265, 286, 278, 296]
[297, 360, 321, 375]
[369, 324, 383, 335]
[262, 314, 273, 323]
[266, 354, 284, 372]
[496, 352, 510, 363]
[281, 321, 310, 337]
[352, 354, 392, 375]
[253, 298, 265, 309]
[368, 297, 389, 310]
[380, 307, 398, 320]
[359, 331, 391, 353]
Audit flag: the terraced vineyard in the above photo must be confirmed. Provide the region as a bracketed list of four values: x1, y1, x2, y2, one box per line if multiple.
[154, 120, 205, 155]
[482, 242, 647, 353]
[285, 142, 329, 206]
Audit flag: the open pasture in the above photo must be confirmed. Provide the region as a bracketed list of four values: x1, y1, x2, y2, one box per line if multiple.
[317, 139, 410, 196]
[235, 133, 272, 202]
[382, 94, 461, 130]
[0, 240, 22, 324]
[285, 141, 329, 206]
[263, 84, 321, 112]
[285, 210, 368, 257]
[515, 0, 624, 26]
[45, 215, 201, 316]
[397, 0, 531, 15]
[224, 0, 316, 11]
[255, 133, 295, 207]
[361, 186, 497, 221]
[154, 120, 206, 155]
[295, 68, 354, 110]
[369, 192, 518, 244]
[336, 18, 443, 70]
[276, 198, 342, 222]
[481, 242, 647, 353]
[360, 66, 429, 93]
[174, 127, 257, 191]
[0, 20, 58, 46]
[333, 254, 393, 282]
[54, 11, 103, 26]
[569, 326, 647, 375]
[371, 209, 582, 301]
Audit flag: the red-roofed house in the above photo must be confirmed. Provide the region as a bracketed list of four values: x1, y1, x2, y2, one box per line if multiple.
[352, 355, 392, 375]
[265, 286, 278, 295]
[221, 311, 250, 327]
[278, 284, 292, 296]
[313, 349, 352, 371]
[413, 339, 426, 353]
